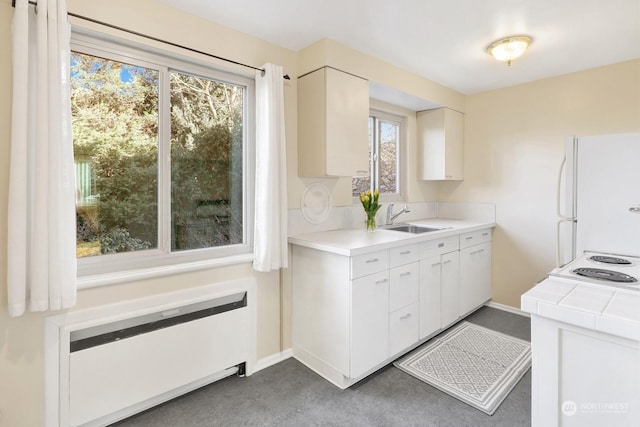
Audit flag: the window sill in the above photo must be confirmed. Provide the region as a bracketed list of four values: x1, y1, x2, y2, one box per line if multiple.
[77, 253, 255, 290]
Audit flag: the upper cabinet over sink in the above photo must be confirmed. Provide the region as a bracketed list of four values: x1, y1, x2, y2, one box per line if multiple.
[417, 107, 464, 181]
[297, 66, 369, 177]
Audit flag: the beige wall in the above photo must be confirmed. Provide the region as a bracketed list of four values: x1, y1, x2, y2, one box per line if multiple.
[438, 60, 640, 308]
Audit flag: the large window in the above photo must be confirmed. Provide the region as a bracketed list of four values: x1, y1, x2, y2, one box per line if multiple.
[352, 110, 403, 199]
[71, 34, 254, 276]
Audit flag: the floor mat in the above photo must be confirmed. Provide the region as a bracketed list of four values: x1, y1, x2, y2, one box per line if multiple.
[394, 321, 531, 415]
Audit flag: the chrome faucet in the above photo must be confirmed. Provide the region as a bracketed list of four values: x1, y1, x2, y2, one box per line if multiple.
[386, 204, 411, 225]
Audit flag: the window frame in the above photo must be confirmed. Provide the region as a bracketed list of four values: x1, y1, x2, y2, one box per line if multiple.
[71, 30, 256, 283]
[354, 108, 405, 203]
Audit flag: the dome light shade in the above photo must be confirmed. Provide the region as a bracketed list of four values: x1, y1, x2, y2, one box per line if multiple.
[487, 35, 533, 66]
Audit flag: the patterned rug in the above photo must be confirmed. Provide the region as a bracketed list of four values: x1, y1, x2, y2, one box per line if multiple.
[394, 321, 531, 415]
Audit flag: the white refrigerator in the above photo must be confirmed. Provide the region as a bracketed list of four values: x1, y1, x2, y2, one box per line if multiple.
[557, 132, 640, 267]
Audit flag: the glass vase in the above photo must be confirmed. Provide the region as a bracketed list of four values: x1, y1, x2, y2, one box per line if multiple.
[366, 212, 376, 232]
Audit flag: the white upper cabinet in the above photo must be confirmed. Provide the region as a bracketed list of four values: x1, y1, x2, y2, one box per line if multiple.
[417, 107, 464, 181]
[297, 67, 369, 177]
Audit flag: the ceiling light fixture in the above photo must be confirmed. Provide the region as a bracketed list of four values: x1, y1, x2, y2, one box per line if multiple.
[486, 35, 533, 66]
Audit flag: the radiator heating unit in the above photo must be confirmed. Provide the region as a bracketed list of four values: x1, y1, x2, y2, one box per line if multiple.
[45, 278, 257, 427]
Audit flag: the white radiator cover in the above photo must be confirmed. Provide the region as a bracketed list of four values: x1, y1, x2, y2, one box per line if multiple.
[45, 278, 257, 427]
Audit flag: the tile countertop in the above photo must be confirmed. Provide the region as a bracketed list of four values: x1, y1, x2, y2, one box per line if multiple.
[287, 218, 496, 257]
[521, 279, 640, 342]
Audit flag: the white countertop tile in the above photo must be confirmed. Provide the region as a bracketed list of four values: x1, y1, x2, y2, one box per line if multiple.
[522, 278, 640, 342]
[603, 292, 640, 322]
[559, 285, 615, 314]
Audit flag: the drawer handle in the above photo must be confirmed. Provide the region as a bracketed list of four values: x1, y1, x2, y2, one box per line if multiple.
[375, 279, 388, 284]
[400, 250, 411, 255]
[431, 262, 441, 267]
[443, 260, 452, 264]
[482, 232, 489, 236]
[478, 248, 485, 253]
[400, 272, 412, 277]
[470, 250, 477, 255]
[365, 258, 379, 263]
[438, 243, 444, 248]
[465, 236, 473, 240]
[400, 313, 412, 320]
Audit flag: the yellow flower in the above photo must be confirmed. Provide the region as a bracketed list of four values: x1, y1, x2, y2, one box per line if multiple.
[366, 189, 372, 196]
[373, 189, 379, 198]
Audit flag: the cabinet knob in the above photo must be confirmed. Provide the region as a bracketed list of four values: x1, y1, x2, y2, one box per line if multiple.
[365, 258, 379, 263]
[400, 313, 412, 320]
[400, 250, 411, 255]
[400, 272, 412, 277]
[375, 279, 388, 284]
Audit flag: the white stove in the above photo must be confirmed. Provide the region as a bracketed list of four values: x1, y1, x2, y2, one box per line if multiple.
[549, 251, 640, 291]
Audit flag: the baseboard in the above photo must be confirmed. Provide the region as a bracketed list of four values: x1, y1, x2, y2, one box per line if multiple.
[485, 301, 530, 318]
[253, 348, 293, 374]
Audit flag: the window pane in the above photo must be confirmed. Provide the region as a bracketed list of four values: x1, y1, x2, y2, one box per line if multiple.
[72, 53, 159, 258]
[379, 120, 399, 194]
[352, 117, 374, 197]
[170, 72, 244, 251]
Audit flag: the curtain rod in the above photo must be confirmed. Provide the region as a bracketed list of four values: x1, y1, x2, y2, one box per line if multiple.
[11, 0, 291, 80]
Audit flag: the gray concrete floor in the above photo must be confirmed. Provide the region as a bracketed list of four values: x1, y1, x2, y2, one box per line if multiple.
[115, 306, 531, 426]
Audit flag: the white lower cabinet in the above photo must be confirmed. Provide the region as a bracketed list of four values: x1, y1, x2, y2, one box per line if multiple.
[291, 227, 493, 388]
[389, 302, 419, 356]
[459, 229, 493, 316]
[419, 235, 461, 338]
[440, 251, 461, 328]
[531, 315, 640, 427]
[351, 271, 389, 378]
[389, 261, 420, 355]
[460, 242, 492, 315]
[419, 256, 442, 339]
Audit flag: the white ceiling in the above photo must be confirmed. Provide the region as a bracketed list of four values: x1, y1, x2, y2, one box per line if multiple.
[158, 0, 640, 95]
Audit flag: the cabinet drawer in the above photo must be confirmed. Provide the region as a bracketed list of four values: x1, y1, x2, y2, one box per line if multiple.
[390, 244, 420, 268]
[419, 236, 459, 259]
[389, 262, 419, 312]
[351, 250, 389, 279]
[389, 302, 419, 356]
[460, 228, 492, 249]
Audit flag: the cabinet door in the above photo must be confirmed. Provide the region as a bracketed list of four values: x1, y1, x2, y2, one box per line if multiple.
[417, 108, 463, 181]
[389, 262, 419, 312]
[351, 271, 389, 378]
[460, 242, 492, 315]
[389, 303, 419, 356]
[419, 255, 442, 339]
[440, 251, 460, 328]
[325, 68, 369, 176]
[298, 67, 369, 177]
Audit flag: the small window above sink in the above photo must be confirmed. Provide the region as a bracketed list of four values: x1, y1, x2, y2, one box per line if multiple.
[380, 223, 449, 234]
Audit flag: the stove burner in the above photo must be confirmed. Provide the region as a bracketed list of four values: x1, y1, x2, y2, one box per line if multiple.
[572, 268, 638, 283]
[588, 255, 632, 265]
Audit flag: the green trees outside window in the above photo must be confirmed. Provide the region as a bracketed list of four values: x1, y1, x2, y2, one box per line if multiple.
[72, 52, 245, 258]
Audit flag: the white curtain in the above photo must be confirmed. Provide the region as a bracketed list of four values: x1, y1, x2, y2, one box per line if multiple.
[8, 0, 76, 317]
[253, 64, 288, 272]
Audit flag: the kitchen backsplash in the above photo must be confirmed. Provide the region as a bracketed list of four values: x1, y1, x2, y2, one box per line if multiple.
[288, 200, 495, 236]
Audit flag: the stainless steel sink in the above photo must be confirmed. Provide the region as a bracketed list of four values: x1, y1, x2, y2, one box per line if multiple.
[381, 224, 448, 234]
